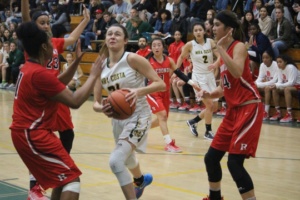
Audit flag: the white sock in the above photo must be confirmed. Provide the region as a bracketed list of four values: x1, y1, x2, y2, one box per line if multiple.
[88, 45, 92, 49]
[287, 108, 292, 115]
[163, 134, 172, 144]
[265, 104, 270, 113]
[176, 98, 181, 104]
[29, 174, 36, 181]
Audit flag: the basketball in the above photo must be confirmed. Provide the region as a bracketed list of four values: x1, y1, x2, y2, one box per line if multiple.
[107, 89, 136, 120]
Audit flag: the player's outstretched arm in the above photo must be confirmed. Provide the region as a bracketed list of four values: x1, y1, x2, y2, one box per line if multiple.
[21, 0, 31, 22]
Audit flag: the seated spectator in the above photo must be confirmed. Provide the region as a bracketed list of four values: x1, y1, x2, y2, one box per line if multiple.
[63, 52, 83, 90]
[189, 0, 212, 23]
[50, 2, 71, 37]
[173, 0, 188, 18]
[100, 11, 118, 36]
[204, 18, 214, 39]
[292, 0, 300, 46]
[109, 0, 129, 23]
[206, 9, 215, 20]
[265, 0, 275, 14]
[270, 0, 293, 27]
[268, 7, 293, 58]
[255, 49, 279, 120]
[72, 0, 85, 15]
[170, 7, 187, 43]
[0, 41, 24, 89]
[269, 54, 300, 123]
[129, 16, 153, 40]
[89, 0, 105, 19]
[0, 41, 9, 83]
[134, 0, 155, 15]
[84, 8, 105, 51]
[258, 6, 272, 36]
[136, 36, 151, 57]
[125, 8, 139, 38]
[241, 11, 255, 42]
[166, 0, 174, 14]
[2, 29, 11, 42]
[153, 9, 172, 39]
[247, 22, 273, 80]
[102, 0, 114, 9]
[214, 0, 229, 13]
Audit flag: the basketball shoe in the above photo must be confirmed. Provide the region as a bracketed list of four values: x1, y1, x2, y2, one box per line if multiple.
[204, 131, 214, 140]
[189, 104, 201, 112]
[269, 111, 281, 121]
[279, 113, 292, 123]
[178, 102, 190, 111]
[186, 120, 198, 136]
[164, 139, 182, 153]
[170, 102, 181, 109]
[263, 111, 269, 121]
[27, 184, 49, 200]
[216, 107, 226, 116]
[134, 173, 153, 199]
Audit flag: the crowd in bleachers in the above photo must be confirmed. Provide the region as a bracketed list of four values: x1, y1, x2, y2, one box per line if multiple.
[0, 0, 300, 122]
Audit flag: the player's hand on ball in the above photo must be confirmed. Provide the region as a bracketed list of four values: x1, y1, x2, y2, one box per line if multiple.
[123, 88, 138, 107]
[101, 98, 114, 118]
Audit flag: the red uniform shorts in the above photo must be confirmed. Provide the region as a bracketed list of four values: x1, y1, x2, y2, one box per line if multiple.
[11, 129, 82, 190]
[146, 91, 170, 115]
[54, 103, 74, 132]
[211, 102, 263, 158]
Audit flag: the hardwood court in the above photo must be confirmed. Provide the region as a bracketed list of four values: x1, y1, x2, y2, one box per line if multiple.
[0, 89, 300, 200]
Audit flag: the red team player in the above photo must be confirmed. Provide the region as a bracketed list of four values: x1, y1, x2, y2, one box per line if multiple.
[21, 1, 91, 199]
[198, 11, 263, 200]
[146, 38, 200, 153]
[10, 22, 103, 200]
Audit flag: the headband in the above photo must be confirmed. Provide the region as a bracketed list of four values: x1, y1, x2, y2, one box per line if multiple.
[32, 11, 49, 22]
[216, 12, 239, 28]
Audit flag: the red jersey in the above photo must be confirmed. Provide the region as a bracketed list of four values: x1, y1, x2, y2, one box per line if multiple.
[168, 40, 184, 64]
[148, 56, 171, 90]
[220, 41, 261, 108]
[136, 46, 151, 57]
[10, 61, 66, 130]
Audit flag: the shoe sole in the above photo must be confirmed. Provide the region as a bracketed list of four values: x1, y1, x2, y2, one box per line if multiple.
[204, 135, 213, 140]
[186, 121, 198, 137]
[165, 148, 182, 153]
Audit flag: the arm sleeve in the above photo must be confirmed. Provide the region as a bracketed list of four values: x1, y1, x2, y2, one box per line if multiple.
[174, 68, 190, 83]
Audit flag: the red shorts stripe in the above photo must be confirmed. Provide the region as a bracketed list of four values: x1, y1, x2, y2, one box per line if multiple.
[11, 129, 81, 190]
[146, 91, 170, 115]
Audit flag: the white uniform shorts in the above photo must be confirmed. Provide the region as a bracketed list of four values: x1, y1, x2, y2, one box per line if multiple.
[192, 72, 219, 102]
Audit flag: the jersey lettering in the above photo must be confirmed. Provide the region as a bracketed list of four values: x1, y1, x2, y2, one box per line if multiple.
[107, 83, 120, 91]
[223, 74, 231, 89]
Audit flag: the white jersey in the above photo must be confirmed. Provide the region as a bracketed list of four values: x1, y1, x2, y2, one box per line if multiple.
[101, 52, 149, 113]
[255, 61, 278, 88]
[190, 39, 214, 74]
[275, 64, 300, 89]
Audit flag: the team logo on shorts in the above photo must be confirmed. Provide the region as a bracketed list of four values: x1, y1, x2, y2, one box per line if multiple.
[240, 143, 247, 150]
[58, 173, 67, 181]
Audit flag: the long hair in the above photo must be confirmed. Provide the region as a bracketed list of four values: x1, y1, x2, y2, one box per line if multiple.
[276, 54, 298, 69]
[146, 37, 166, 60]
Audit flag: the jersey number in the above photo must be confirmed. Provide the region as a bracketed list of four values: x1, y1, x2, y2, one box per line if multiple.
[222, 74, 231, 89]
[108, 83, 120, 92]
[203, 55, 208, 64]
[46, 57, 59, 70]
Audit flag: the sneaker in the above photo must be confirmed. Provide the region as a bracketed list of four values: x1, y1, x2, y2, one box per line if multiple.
[216, 107, 226, 116]
[169, 102, 181, 109]
[202, 196, 224, 200]
[186, 120, 198, 137]
[164, 139, 182, 153]
[28, 184, 49, 200]
[134, 173, 153, 199]
[178, 102, 190, 110]
[0, 82, 8, 89]
[7, 83, 15, 88]
[204, 131, 214, 140]
[263, 111, 269, 121]
[269, 112, 281, 121]
[279, 113, 292, 123]
[189, 104, 201, 112]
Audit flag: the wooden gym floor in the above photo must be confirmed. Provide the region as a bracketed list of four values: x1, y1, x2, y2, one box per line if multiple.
[0, 89, 299, 200]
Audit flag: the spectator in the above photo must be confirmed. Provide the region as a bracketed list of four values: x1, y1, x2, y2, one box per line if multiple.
[125, 8, 139, 38]
[129, 16, 153, 40]
[258, 6, 272, 36]
[269, 7, 293, 58]
[269, 54, 300, 122]
[170, 7, 187, 43]
[166, 0, 174, 14]
[173, 0, 188, 18]
[50, 2, 71, 37]
[134, 0, 155, 14]
[204, 18, 214, 39]
[255, 49, 278, 120]
[136, 36, 151, 57]
[265, 0, 275, 14]
[63, 52, 83, 90]
[214, 0, 229, 12]
[153, 9, 172, 39]
[84, 8, 105, 51]
[100, 11, 118, 37]
[2, 29, 11, 42]
[0, 41, 9, 83]
[241, 11, 255, 42]
[206, 9, 215, 20]
[247, 22, 273, 80]
[270, 0, 293, 27]
[89, 0, 105, 19]
[189, 0, 212, 22]
[109, 0, 129, 23]
[292, 0, 300, 46]
[0, 41, 24, 89]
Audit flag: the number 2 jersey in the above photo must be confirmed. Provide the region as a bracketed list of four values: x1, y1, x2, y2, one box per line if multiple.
[220, 41, 261, 108]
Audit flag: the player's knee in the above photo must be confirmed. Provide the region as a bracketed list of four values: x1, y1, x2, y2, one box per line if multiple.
[62, 181, 80, 193]
[227, 158, 243, 181]
[125, 153, 138, 169]
[109, 150, 126, 174]
[204, 152, 221, 182]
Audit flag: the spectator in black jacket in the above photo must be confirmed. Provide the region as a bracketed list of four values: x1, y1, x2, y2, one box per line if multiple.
[170, 7, 188, 43]
[189, 0, 212, 22]
[100, 12, 118, 36]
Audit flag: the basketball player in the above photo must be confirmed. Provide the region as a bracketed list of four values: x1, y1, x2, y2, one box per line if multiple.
[176, 22, 220, 139]
[93, 24, 165, 200]
[21, 1, 90, 198]
[198, 10, 263, 200]
[10, 21, 103, 200]
[146, 37, 200, 153]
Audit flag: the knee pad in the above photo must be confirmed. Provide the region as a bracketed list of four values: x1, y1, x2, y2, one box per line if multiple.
[125, 152, 138, 169]
[204, 147, 225, 182]
[62, 182, 80, 193]
[109, 140, 132, 174]
[227, 155, 254, 194]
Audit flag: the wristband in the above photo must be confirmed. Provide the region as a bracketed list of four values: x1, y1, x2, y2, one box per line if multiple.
[188, 80, 195, 86]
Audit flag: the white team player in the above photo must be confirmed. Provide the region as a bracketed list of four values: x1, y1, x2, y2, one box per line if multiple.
[93, 24, 165, 200]
[176, 22, 220, 139]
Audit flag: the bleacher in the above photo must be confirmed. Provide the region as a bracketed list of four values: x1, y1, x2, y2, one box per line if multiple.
[64, 16, 300, 120]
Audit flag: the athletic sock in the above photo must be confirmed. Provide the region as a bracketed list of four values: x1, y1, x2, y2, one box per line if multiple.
[205, 124, 212, 132]
[209, 189, 221, 200]
[163, 134, 172, 144]
[133, 175, 144, 186]
[265, 104, 270, 113]
[29, 174, 37, 189]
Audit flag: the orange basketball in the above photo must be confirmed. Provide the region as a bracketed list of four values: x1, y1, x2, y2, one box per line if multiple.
[107, 89, 136, 120]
